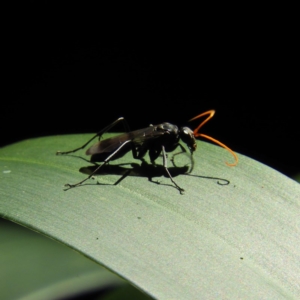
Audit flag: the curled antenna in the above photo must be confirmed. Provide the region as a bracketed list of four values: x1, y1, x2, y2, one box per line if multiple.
[189, 110, 238, 166]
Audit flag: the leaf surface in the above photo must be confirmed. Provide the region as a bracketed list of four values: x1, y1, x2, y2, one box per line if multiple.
[1, 134, 299, 299]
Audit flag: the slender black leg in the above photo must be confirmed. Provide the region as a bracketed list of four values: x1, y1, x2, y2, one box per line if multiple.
[170, 143, 194, 173]
[161, 146, 185, 194]
[56, 117, 130, 155]
[65, 140, 132, 188]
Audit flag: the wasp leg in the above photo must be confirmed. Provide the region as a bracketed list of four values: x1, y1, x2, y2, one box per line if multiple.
[56, 117, 130, 155]
[161, 146, 185, 194]
[64, 140, 132, 188]
[170, 143, 194, 173]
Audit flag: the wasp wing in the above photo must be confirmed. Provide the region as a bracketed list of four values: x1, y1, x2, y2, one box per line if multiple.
[86, 126, 165, 156]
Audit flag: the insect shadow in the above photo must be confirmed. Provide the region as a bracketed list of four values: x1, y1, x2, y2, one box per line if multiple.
[63, 155, 229, 191]
[77, 160, 190, 190]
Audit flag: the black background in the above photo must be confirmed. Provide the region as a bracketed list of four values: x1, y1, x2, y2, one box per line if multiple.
[3, 4, 299, 179]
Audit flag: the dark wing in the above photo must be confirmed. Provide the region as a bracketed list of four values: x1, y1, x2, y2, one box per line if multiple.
[86, 126, 165, 155]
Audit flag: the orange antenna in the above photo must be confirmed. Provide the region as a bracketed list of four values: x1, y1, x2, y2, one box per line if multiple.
[189, 110, 238, 166]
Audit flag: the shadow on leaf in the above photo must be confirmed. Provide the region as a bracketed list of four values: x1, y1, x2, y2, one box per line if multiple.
[78, 161, 230, 187]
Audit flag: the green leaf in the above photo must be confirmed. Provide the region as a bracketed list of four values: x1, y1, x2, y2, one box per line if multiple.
[0, 218, 128, 300]
[1, 134, 299, 299]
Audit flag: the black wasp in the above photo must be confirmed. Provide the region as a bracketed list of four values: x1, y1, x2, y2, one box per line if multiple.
[56, 110, 238, 194]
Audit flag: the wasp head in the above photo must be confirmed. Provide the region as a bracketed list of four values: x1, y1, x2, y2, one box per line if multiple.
[180, 127, 197, 154]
